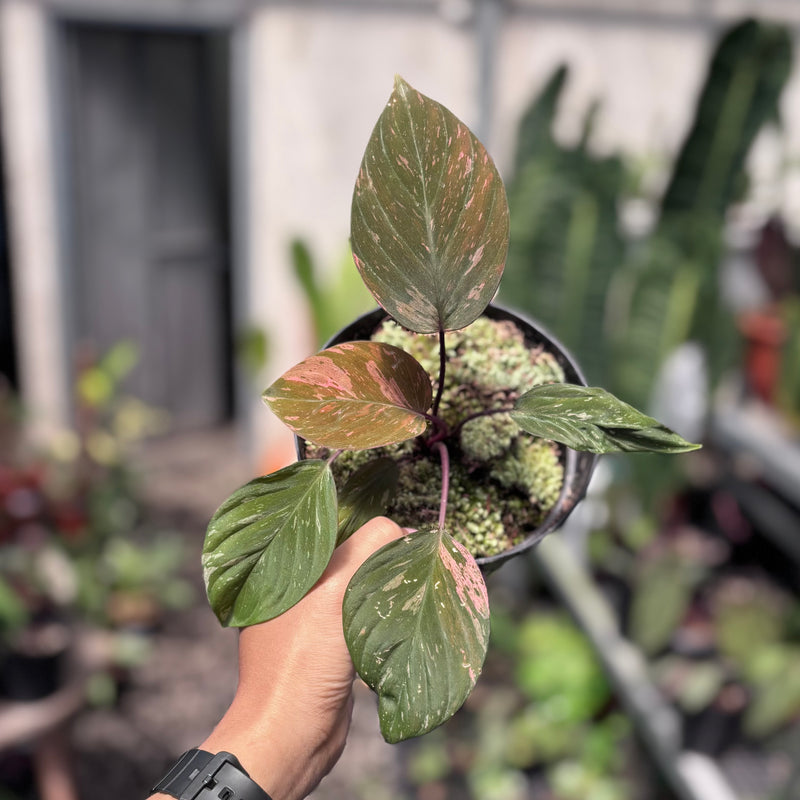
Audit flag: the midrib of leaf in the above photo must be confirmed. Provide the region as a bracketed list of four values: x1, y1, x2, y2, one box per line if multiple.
[402, 95, 439, 269]
[359, 116, 430, 279]
[374, 531, 448, 733]
[277, 393, 429, 417]
[401, 94, 471, 327]
[225, 466, 329, 594]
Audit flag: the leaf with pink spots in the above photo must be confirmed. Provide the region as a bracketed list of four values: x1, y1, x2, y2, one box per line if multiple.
[263, 341, 432, 450]
[351, 76, 509, 334]
[342, 525, 490, 742]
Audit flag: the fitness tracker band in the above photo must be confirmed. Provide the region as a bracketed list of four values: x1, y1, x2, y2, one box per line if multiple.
[149, 748, 274, 800]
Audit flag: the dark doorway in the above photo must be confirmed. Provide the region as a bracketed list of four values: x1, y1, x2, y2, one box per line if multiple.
[61, 24, 233, 430]
[0, 137, 16, 391]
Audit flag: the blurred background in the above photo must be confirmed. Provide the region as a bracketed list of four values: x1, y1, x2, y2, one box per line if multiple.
[1, 1, 800, 798]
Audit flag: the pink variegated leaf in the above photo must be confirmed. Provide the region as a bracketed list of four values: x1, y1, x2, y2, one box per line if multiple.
[351, 76, 509, 334]
[263, 341, 432, 450]
[343, 525, 490, 742]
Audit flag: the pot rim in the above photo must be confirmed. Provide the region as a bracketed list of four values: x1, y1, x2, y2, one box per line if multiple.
[296, 304, 597, 572]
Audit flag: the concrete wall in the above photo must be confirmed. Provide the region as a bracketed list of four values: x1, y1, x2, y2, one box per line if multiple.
[0, 1, 70, 435]
[245, 5, 477, 459]
[2, 0, 800, 460]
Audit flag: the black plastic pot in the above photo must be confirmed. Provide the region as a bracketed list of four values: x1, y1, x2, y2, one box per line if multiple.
[0, 620, 70, 701]
[296, 305, 597, 573]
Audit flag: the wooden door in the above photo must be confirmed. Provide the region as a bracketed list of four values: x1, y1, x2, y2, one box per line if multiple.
[63, 25, 232, 430]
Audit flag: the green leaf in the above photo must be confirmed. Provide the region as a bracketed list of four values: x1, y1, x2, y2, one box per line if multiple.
[351, 75, 509, 334]
[629, 555, 701, 655]
[511, 384, 701, 454]
[263, 341, 432, 450]
[336, 457, 400, 546]
[202, 461, 337, 626]
[343, 525, 490, 743]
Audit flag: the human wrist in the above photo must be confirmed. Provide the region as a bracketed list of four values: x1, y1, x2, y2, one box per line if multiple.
[148, 747, 279, 800]
[197, 694, 328, 800]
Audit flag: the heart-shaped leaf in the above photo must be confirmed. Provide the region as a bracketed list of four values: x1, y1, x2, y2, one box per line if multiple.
[336, 457, 400, 545]
[343, 525, 490, 743]
[511, 384, 701, 454]
[351, 76, 509, 334]
[203, 460, 337, 626]
[263, 341, 432, 449]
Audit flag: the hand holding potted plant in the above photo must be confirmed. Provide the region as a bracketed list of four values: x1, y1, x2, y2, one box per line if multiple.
[202, 77, 699, 743]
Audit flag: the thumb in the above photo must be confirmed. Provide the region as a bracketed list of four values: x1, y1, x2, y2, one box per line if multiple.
[325, 516, 406, 586]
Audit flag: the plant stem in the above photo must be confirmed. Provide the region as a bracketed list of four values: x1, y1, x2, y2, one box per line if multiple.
[453, 407, 514, 436]
[326, 449, 343, 466]
[433, 441, 450, 531]
[431, 327, 447, 417]
[422, 412, 450, 443]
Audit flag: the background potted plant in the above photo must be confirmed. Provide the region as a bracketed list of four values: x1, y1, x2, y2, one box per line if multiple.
[202, 76, 698, 743]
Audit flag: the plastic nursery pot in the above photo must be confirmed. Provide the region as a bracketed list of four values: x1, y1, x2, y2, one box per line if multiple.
[737, 305, 786, 404]
[295, 305, 597, 573]
[0, 619, 70, 701]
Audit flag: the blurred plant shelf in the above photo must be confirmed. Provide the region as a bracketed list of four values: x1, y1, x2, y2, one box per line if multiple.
[709, 390, 800, 570]
[545, 405, 800, 800]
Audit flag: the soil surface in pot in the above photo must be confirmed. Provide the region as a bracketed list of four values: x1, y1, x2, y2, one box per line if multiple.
[308, 315, 567, 558]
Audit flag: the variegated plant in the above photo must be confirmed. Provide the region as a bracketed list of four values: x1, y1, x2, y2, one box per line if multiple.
[202, 77, 699, 743]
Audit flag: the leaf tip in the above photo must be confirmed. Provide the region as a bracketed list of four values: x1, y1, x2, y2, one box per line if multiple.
[393, 73, 410, 94]
[678, 440, 703, 453]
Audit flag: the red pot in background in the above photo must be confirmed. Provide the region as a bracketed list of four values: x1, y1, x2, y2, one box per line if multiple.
[738, 306, 786, 404]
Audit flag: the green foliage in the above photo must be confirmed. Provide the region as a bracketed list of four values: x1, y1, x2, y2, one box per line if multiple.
[629, 552, 706, 656]
[404, 608, 637, 800]
[0, 576, 28, 634]
[0, 341, 190, 704]
[660, 19, 792, 220]
[615, 18, 792, 405]
[203, 76, 697, 742]
[710, 577, 800, 737]
[744, 647, 800, 738]
[514, 613, 610, 721]
[501, 66, 627, 386]
[513, 385, 699, 454]
[650, 656, 726, 714]
[504, 19, 793, 410]
[203, 461, 337, 626]
[336, 458, 399, 545]
[235, 325, 270, 379]
[290, 240, 374, 348]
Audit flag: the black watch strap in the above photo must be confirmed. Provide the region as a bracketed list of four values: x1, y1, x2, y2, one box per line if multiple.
[150, 749, 274, 800]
